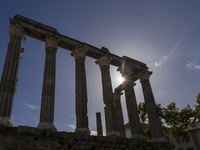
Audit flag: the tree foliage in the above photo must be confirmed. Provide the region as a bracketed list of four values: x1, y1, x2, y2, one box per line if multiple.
[138, 93, 200, 142]
[194, 93, 200, 122]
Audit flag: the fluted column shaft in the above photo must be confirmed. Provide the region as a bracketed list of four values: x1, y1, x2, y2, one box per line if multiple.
[71, 45, 90, 134]
[38, 35, 58, 130]
[124, 82, 145, 138]
[96, 112, 103, 136]
[119, 63, 146, 140]
[0, 23, 25, 126]
[139, 71, 166, 141]
[96, 56, 119, 136]
[114, 92, 126, 137]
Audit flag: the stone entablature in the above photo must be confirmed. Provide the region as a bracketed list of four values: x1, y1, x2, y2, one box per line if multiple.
[11, 14, 147, 71]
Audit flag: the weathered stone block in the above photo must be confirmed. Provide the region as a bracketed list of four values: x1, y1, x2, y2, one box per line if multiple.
[53, 141, 61, 148]
[17, 126, 29, 135]
[0, 125, 6, 133]
[73, 144, 79, 149]
[61, 132, 69, 140]
[74, 133, 82, 141]
[68, 132, 75, 141]
[98, 136, 105, 142]
[119, 144, 127, 149]
[36, 129, 46, 138]
[28, 127, 37, 135]
[5, 137, 17, 145]
[6, 127, 17, 135]
[0, 136, 5, 145]
[46, 129, 56, 137]
[63, 143, 68, 148]
[5, 144, 16, 150]
[79, 145, 86, 149]
[84, 134, 90, 141]
[85, 145, 92, 149]
[54, 132, 61, 139]
[17, 144, 30, 150]
[0, 145, 5, 150]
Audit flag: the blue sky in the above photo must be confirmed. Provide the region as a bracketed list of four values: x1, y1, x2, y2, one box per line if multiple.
[0, 0, 200, 134]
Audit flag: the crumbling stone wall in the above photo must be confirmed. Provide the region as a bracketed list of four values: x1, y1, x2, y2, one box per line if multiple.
[0, 125, 174, 150]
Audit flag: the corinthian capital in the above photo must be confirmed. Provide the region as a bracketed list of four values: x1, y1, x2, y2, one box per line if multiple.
[95, 56, 112, 68]
[45, 35, 59, 50]
[117, 62, 134, 80]
[71, 45, 88, 59]
[138, 71, 152, 82]
[9, 24, 25, 40]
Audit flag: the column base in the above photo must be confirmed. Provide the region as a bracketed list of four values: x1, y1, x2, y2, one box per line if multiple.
[37, 122, 56, 130]
[106, 131, 120, 136]
[132, 134, 147, 141]
[75, 128, 90, 134]
[0, 117, 13, 127]
[152, 136, 167, 142]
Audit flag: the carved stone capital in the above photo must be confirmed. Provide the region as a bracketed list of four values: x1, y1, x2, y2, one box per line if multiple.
[118, 63, 136, 83]
[45, 35, 59, 50]
[114, 92, 123, 101]
[95, 56, 112, 68]
[138, 71, 152, 82]
[122, 82, 136, 89]
[9, 24, 25, 40]
[71, 45, 88, 59]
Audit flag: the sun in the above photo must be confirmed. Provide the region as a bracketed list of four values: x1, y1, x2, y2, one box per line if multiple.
[118, 76, 125, 83]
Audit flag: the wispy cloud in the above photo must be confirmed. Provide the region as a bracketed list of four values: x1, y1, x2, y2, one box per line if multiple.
[154, 55, 169, 67]
[154, 38, 182, 67]
[24, 103, 40, 110]
[68, 124, 76, 130]
[187, 61, 200, 70]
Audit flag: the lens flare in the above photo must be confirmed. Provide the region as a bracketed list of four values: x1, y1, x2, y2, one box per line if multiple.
[119, 76, 125, 83]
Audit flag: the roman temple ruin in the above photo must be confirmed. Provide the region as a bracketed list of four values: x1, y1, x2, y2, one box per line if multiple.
[0, 14, 174, 150]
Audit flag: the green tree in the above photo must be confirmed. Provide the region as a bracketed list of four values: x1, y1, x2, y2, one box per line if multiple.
[138, 94, 198, 143]
[194, 93, 200, 122]
[138, 102, 162, 139]
[162, 102, 195, 142]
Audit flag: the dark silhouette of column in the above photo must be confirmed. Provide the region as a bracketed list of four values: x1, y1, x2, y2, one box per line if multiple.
[0, 22, 25, 127]
[38, 35, 59, 130]
[119, 63, 146, 140]
[96, 56, 119, 136]
[114, 91, 126, 137]
[71, 45, 90, 134]
[96, 112, 103, 136]
[139, 71, 166, 141]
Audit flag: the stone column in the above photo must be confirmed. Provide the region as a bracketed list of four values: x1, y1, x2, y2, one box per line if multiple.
[114, 91, 126, 137]
[11, 48, 24, 116]
[119, 64, 146, 140]
[71, 45, 90, 134]
[139, 71, 166, 141]
[96, 112, 103, 136]
[0, 23, 25, 127]
[104, 106, 110, 133]
[38, 35, 59, 130]
[96, 56, 120, 136]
